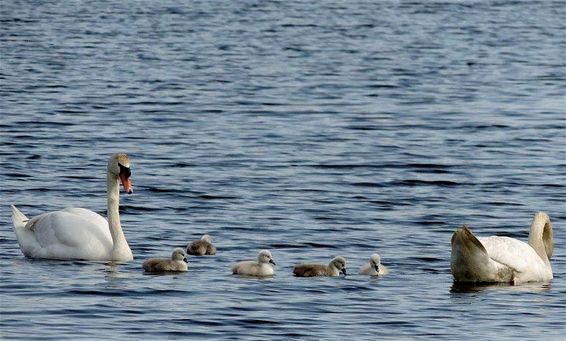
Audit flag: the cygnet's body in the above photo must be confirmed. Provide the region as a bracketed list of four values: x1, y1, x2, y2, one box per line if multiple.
[187, 234, 216, 256]
[143, 248, 188, 272]
[293, 256, 347, 277]
[359, 253, 389, 276]
[231, 250, 275, 277]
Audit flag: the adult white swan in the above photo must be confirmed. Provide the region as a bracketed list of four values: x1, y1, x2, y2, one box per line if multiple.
[10, 153, 134, 261]
[450, 212, 553, 284]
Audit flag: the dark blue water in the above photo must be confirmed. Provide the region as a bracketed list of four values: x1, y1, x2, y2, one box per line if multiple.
[1, 1, 565, 340]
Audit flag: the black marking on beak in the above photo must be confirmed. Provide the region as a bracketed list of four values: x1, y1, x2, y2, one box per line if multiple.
[374, 263, 380, 273]
[269, 259, 276, 266]
[341, 268, 347, 276]
[183, 257, 188, 263]
[119, 163, 131, 179]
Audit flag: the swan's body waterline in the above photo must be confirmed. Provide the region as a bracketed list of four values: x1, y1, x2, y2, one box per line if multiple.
[450, 212, 553, 284]
[10, 153, 134, 261]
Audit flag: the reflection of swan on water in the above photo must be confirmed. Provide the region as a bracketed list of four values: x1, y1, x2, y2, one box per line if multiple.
[450, 281, 552, 294]
[450, 212, 553, 285]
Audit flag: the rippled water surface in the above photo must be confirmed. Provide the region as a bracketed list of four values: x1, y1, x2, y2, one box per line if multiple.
[1, 1, 565, 340]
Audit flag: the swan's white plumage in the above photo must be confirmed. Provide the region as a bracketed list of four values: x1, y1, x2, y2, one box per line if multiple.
[478, 236, 550, 282]
[10, 153, 133, 261]
[12, 207, 112, 260]
[451, 212, 553, 284]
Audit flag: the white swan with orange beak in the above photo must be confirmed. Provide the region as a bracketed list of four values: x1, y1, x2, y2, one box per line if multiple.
[10, 153, 134, 261]
[451, 212, 553, 284]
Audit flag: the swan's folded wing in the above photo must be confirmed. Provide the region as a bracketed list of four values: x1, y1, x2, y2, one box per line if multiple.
[188, 240, 208, 255]
[232, 260, 262, 275]
[293, 264, 326, 277]
[479, 236, 547, 275]
[359, 262, 372, 275]
[28, 210, 112, 251]
[62, 208, 110, 235]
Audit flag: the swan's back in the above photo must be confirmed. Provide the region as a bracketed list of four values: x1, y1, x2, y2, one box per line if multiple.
[143, 259, 188, 272]
[11, 206, 113, 260]
[293, 264, 329, 277]
[187, 239, 216, 256]
[451, 226, 514, 282]
[143, 248, 188, 272]
[294, 256, 346, 277]
[231, 260, 257, 275]
[479, 236, 552, 282]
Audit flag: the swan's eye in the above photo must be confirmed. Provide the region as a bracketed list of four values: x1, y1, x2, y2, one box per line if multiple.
[119, 164, 131, 179]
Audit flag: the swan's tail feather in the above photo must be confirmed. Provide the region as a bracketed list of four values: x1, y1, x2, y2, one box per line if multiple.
[10, 205, 29, 230]
[450, 225, 491, 282]
[451, 225, 486, 253]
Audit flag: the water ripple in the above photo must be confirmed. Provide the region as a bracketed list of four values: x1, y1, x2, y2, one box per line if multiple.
[1, 1, 564, 340]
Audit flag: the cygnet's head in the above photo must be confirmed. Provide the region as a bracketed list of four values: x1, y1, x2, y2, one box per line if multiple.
[107, 153, 133, 194]
[171, 248, 188, 263]
[201, 234, 213, 243]
[330, 256, 347, 275]
[370, 253, 381, 272]
[258, 250, 276, 265]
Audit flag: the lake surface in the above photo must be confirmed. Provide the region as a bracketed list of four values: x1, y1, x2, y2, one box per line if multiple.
[1, 1, 565, 340]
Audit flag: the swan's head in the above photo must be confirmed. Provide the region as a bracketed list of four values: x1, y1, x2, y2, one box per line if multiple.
[330, 256, 347, 275]
[370, 253, 381, 272]
[201, 234, 213, 243]
[108, 153, 133, 194]
[171, 248, 188, 263]
[258, 250, 276, 265]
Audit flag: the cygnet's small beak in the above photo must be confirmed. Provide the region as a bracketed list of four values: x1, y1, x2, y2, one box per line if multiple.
[183, 257, 188, 263]
[373, 263, 380, 272]
[341, 268, 347, 276]
[269, 259, 276, 266]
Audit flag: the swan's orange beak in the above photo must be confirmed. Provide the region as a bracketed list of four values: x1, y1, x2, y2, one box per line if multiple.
[119, 174, 133, 194]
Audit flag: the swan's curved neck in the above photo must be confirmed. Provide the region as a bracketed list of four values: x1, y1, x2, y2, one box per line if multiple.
[107, 172, 132, 260]
[528, 213, 553, 264]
